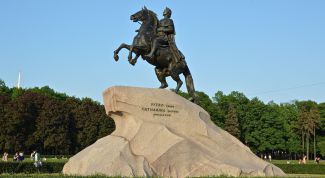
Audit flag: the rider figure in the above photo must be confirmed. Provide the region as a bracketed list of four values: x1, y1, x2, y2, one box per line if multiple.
[146, 7, 182, 63]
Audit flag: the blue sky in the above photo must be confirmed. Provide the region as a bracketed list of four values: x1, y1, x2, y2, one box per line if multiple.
[1, 0, 324, 104]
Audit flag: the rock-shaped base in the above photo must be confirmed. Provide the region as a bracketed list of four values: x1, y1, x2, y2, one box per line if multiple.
[63, 86, 285, 177]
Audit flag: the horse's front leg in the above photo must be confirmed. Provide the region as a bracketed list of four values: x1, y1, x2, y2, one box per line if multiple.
[114, 43, 131, 61]
[130, 54, 140, 66]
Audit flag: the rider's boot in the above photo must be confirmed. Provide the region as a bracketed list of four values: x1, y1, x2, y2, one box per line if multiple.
[145, 41, 158, 59]
[174, 50, 184, 65]
[177, 50, 185, 64]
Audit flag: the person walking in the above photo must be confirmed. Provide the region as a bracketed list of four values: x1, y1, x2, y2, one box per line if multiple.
[302, 155, 307, 164]
[13, 152, 19, 161]
[30, 151, 35, 160]
[18, 152, 24, 161]
[2, 152, 8, 161]
[33, 150, 42, 167]
[315, 156, 321, 164]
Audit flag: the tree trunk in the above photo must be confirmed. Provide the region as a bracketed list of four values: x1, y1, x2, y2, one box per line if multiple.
[314, 126, 316, 160]
[306, 133, 309, 160]
[301, 131, 305, 155]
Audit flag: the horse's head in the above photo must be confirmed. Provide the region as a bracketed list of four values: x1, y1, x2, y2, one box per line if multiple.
[130, 6, 151, 23]
[130, 7, 158, 51]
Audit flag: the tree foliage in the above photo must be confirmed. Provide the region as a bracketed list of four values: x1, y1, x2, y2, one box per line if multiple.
[178, 90, 325, 158]
[0, 78, 324, 158]
[224, 104, 240, 138]
[0, 82, 114, 155]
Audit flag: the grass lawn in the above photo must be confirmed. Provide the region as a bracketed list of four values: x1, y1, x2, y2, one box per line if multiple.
[1, 174, 325, 178]
[288, 174, 325, 177]
[0, 174, 108, 178]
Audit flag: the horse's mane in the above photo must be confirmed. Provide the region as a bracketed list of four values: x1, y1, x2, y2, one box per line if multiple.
[147, 10, 158, 33]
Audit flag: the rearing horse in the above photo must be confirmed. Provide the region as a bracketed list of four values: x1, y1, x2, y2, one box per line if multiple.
[113, 7, 198, 103]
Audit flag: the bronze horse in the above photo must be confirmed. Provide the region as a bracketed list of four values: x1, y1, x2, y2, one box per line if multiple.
[113, 7, 197, 102]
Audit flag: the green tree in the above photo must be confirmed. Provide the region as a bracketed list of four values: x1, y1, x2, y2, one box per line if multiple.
[0, 92, 10, 151]
[241, 99, 287, 154]
[224, 104, 240, 139]
[63, 97, 80, 154]
[310, 105, 320, 159]
[241, 98, 265, 152]
[0, 79, 5, 87]
[74, 98, 107, 151]
[3, 96, 36, 152]
[279, 103, 300, 159]
[317, 103, 325, 157]
[0, 80, 116, 154]
[34, 98, 71, 154]
[297, 101, 320, 160]
[11, 87, 24, 99]
[0, 79, 8, 93]
[259, 103, 286, 152]
[213, 91, 250, 142]
[31, 86, 68, 101]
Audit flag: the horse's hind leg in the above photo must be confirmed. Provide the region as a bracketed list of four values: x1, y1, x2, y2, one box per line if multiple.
[114, 43, 131, 61]
[168, 61, 183, 93]
[170, 73, 183, 93]
[155, 67, 168, 89]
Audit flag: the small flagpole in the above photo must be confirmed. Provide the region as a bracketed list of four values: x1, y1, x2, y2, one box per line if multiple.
[17, 71, 21, 89]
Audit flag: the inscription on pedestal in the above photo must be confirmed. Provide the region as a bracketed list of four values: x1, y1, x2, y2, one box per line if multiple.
[141, 103, 179, 117]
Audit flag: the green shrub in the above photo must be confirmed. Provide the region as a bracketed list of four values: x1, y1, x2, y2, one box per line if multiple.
[0, 162, 65, 174]
[275, 163, 325, 174]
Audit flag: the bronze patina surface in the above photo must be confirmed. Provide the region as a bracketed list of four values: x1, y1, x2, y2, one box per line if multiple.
[114, 7, 197, 103]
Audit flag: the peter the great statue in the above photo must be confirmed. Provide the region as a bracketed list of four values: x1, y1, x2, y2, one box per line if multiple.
[64, 8, 286, 178]
[113, 7, 197, 102]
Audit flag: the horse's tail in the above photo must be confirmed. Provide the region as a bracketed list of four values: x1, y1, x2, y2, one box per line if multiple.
[183, 65, 198, 103]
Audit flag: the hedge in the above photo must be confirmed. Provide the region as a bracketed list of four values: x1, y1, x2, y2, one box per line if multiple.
[274, 163, 325, 174]
[0, 162, 65, 174]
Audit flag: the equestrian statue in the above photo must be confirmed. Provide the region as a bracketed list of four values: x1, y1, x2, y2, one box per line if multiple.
[113, 7, 198, 103]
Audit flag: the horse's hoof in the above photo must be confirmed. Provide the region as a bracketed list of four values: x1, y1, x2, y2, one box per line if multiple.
[130, 61, 136, 66]
[114, 54, 119, 61]
[159, 84, 168, 89]
[188, 97, 199, 104]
